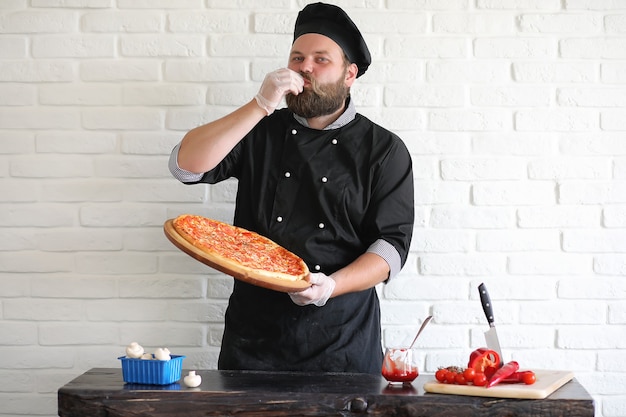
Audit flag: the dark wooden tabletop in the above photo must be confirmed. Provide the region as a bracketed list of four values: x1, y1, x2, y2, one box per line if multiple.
[57, 368, 595, 417]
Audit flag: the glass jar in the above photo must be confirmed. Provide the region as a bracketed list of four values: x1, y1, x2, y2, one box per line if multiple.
[381, 347, 418, 385]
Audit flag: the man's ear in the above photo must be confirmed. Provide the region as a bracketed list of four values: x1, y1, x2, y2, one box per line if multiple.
[345, 62, 358, 86]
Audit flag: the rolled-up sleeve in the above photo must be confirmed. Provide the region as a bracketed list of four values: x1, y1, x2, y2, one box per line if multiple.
[367, 238, 402, 280]
[168, 143, 204, 183]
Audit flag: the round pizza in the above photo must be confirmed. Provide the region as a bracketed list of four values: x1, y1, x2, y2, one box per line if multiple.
[165, 214, 310, 290]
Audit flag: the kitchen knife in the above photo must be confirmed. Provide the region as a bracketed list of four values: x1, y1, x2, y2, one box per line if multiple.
[478, 282, 503, 366]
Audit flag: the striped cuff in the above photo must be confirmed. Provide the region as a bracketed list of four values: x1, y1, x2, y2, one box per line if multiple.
[366, 239, 402, 280]
[168, 143, 204, 183]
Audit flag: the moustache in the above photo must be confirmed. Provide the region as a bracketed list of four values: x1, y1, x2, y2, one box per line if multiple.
[300, 74, 328, 97]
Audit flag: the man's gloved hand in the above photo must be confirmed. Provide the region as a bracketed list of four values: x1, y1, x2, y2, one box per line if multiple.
[254, 68, 304, 115]
[289, 272, 336, 307]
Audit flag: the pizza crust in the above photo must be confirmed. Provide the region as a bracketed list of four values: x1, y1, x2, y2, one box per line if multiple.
[166, 215, 309, 287]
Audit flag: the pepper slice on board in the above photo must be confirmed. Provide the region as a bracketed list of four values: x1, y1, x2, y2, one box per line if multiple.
[487, 361, 520, 388]
[467, 348, 501, 372]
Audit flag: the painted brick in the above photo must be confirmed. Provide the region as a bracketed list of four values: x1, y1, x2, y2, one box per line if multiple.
[385, 84, 465, 107]
[603, 108, 626, 130]
[169, 11, 248, 33]
[427, 60, 509, 83]
[32, 0, 112, 6]
[0, 322, 38, 345]
[430, 207, 515, 228]
[560, 133, 626, 155]
[32, 35, 115, 58]
[420, 253, 506, 276]
[0, 37, 27, 58]
[0, 131, 35, 154]
[518, 13, 602, 33]
[0, 10, 78, 33]
[518, 206, 601, 228]
[474, 85, 551, 107]
[39, 83, 121, 106]
[82, 11, 163, 32]
[473, 181, 556, 205]
[120, 35, 204, 57]
[36, 131, 117, 154]
[118, 0, 201, 8]
[528, 157, 611, 180]
[508, 253, 593, 275]
[602, 62, 626, 82]
[0, 83, 36, 106]
[441, 157, 525, 180]
[474, 37, 556, 59]
[120, 132, 181, 155]
[433, 13, 515, 34]
[515, 109, 598, 131]
[386, 36, 468, 58]
[604, 206, 626, 227]
[80, 60, 161, 81]
[560, 38, 626, 59]
[165, 59, 247, 82]
[477, 0, 561, 9]
[513, 62, 597, 83]
[429, 109, 509, 131]
[82, 108, 165, 130]
[0, 3, 625, 416]
[123, 84, 206, 106]
[477, 230, 560, 252]
[388, 0, 469, 10]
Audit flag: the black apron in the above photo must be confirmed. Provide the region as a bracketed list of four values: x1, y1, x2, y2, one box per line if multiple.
[197, 109, 413, 374]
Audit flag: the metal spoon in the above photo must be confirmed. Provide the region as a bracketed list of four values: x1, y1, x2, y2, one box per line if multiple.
[408, 315, 433, 349]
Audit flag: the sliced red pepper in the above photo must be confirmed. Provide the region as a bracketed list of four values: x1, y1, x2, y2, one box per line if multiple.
[467, 348, 501, 373]
[484, 365, 498, 380]
[486, 361, 519, 388]
[501, 370, 536, 385]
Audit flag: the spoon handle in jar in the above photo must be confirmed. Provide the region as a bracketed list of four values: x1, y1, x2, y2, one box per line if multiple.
[409, 315, 433, 349]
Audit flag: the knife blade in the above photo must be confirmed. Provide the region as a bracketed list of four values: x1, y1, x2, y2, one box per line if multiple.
[478, 282, 503, 365]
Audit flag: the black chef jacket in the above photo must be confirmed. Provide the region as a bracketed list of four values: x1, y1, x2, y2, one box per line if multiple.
[187, 107, 414, 374]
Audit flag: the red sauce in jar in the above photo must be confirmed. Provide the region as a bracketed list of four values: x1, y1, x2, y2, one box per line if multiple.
[381, 348, 419, 383]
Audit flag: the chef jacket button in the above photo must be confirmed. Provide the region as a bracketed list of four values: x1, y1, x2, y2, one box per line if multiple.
[314, 265, 321, 271]
[331, 138, 338, 145]
[291, 129, 297, 135]
[277, 216, 283, 222]
[321, 176, 328, 183]
[284, 172, 291, 178]
[318, 222, 325, 229]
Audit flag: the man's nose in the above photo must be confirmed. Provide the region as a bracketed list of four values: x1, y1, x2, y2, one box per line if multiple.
[299, 57, 313, 73]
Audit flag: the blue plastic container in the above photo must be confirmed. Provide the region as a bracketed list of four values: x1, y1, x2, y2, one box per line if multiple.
[118, 355, 185, 385]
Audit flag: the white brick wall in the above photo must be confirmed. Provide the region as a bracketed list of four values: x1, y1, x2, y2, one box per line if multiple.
[0, 1, 624, 416]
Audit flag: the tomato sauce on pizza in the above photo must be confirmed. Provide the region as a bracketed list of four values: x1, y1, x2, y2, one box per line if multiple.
[171, 214, 309, 282]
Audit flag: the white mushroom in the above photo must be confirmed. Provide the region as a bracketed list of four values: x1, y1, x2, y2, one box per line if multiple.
[154, 347, 171, 361]
[184, 371, 202, 388]
[125, 342, 144, 359]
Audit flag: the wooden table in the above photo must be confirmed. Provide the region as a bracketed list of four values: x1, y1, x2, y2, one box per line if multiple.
[58, 368, 594, 417]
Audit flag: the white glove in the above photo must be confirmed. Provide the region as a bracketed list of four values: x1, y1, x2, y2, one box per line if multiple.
[254, 68, 304, 115]
[289, 272, 336, 307]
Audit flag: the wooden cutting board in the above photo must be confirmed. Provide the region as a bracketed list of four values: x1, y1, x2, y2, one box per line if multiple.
[163, 219, 310, 293]
[423, 370, 574, 399]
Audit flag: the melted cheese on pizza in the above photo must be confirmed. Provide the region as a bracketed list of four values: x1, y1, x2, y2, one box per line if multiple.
[172, 215, 306, 278]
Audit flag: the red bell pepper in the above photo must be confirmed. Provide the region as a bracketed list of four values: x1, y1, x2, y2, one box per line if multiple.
[486, 361, 519, 388]
[501, 370, 537, 385]
[467, 348, 501, 372]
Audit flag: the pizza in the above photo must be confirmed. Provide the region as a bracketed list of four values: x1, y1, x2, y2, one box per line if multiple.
[169, 214, 309, 283]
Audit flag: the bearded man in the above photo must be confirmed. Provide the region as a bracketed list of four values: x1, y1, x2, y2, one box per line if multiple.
[169, 2, 414, 374]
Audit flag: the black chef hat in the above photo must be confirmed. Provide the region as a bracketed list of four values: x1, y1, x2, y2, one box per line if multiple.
[293, 2, 371, 78]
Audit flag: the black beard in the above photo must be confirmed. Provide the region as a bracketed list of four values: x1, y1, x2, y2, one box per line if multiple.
[286, 73, 349, 118]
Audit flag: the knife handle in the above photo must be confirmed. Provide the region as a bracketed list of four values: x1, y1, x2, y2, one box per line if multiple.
[478, 283, 495, 326]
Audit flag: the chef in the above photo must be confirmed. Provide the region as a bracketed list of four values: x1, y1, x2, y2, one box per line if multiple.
[169, 2, 414, 374]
